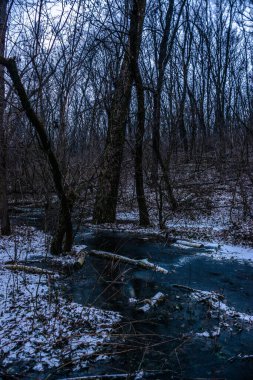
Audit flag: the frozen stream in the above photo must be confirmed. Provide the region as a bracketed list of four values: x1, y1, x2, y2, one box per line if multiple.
[5, 209, 253, 378]
[55, 230, 253, 379]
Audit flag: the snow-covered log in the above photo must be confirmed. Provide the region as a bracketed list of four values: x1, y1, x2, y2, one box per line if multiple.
[173, 240, 204, 248]
[77, 249, 168, 274]
[172, 284, 224, 299]
[138, 292, 166, 312]
[228, 354, 253, 362]
[4, 264, 56, 276]
[58, 374, 143, 380]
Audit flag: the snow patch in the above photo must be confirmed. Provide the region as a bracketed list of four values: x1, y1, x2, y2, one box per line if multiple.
[192, 289, 253, 325]
[200, 243, 253, 265]
[117, 211, 139, 221]
[196, 326, 221, 338]
[0, 226, 50, 263]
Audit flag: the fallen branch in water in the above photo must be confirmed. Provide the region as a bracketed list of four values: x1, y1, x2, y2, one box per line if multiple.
[58, 370, 173, 379]
[58, 374, 140, 380]
[175, 239, 204, 248]
[228, 353, 253, 362]
[172, 284, 199, 292]
[172, 284, 225, 300]
[77, 249, 168, 274]
[137, 292, 166, 312]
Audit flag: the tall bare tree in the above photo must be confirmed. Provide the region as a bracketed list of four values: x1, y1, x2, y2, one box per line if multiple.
[150, 0, 186, 185]
[93, 0, 146, 224]
[0, 0, 10, 235]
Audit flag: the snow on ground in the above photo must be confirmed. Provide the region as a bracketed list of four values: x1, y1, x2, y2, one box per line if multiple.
[0, 226, 50, 263]
[192, 289, 253, 326]
[110, 180, 253, 247]
[196, 326, 221, 338]
[0, 228, 121, 373]
[216, 244, 253, 263]
[196, 242, 253, 265]
[171, 241, 253, 266]
[117, 211, 139, 222]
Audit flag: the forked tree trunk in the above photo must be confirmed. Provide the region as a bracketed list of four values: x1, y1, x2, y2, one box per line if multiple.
[0, 56, 73, 255]
[93, 0, 146, 224]
[151, 0, 186, 183]
[0, 0, 11, 235]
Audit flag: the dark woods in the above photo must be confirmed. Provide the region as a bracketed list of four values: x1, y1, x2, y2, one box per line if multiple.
[0, 0, 252, 253]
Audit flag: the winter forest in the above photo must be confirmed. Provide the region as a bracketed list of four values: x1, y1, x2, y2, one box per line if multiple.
[0, 0, 253, 379]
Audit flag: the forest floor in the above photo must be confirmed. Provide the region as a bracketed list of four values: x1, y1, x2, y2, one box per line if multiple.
[84, 197, 253, 251]
[0, 227, 121, 377]
[85, 161, 253, 247]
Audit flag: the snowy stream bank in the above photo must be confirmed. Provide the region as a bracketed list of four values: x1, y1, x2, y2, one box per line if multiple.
[0, 227, 121, 375]
[1, 225, 253, 379]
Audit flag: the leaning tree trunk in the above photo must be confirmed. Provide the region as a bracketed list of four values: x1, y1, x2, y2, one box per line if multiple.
[0, 0, 10, 235]
[0, 57, 73, 255]
[93, 0, 146, 224]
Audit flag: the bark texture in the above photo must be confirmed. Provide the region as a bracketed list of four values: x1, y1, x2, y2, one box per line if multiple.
[134, 65, 150, 226]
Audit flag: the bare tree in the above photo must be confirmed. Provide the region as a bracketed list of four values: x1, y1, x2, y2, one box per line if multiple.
[133, 55, 150, 226]
[0, 0, 10, 235]
[149, 0, 186, 184]
[93, 0, 147, 224]
[0, 56, 74, 255]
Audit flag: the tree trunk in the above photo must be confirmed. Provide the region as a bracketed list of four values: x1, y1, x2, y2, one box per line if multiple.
[151, 0, 186, 182]
[0, 0, 10, 235]
[178, 72, 189, 156]
[0, 57, 73, 255]
[93, 0, 146, 224]
[151, 91, 161, 184]
[134, 67, 150, 226]
[50, 196, 73, 255]
[154, 145, 178, 211]
[178, 114, 188, 155]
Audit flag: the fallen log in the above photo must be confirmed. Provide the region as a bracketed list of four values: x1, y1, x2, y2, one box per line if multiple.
[174, 240, 204, 248]
[172, 243, 192, 250]
[228, 353, 253, 362]
[138, 291, 166, 312]
[172, 284, 224, 300]
[205, 243, 220, 250]
[73, 253, 87, 269]
[59, 370, 170, 380]
[172, 284, 197, 292]
[58, 374, 140, 380]
[4, 264, 57, 276]
[77, 249, 168, 274]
